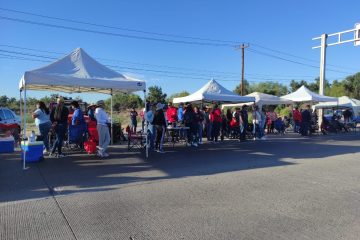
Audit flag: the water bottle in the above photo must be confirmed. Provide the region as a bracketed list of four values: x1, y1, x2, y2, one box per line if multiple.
[29, 131, 36, 143]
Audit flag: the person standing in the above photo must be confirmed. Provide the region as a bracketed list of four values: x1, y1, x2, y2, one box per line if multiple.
[301, 105, 312, 136]
[153, 103, 167, 153]
[293, 107, 302, 133]
[70, 101, 86, 148]
[140, 107, 145, 131]
[240, 105, 248, 141]
[210, 104, 222, 143]
[32, 101, 52, 154]
[259, 107, 267, 140]
[145, 103, 156, 151]
[252, 105, 261, 140]
[166, 102, 178, 127]
[204, 106, 212, 141]
[130, 108, 138, 133]
[343, 108, 353, 123]
[177, 103, 184, 124]
[50, 97, 69, 158]
[95, 100, 110, 157]
[87, 104, 97, 122]
[194, 106, 204, 144]
[183, 103, 198, 147]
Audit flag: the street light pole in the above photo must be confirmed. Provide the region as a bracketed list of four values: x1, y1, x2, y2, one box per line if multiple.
[312, 24, 359, 131]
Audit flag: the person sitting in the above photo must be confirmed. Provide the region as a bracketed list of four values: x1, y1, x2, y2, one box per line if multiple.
[274, 117, 285, 135]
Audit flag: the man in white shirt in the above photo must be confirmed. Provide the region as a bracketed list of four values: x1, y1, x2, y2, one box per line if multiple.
[95, 100, 110, 157]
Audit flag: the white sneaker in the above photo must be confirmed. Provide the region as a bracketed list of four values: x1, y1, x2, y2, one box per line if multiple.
[192, 143, 198, 147]
[97, 150, 104, 157]
[198, 142, 203, 145]
[260, 137, 267, 140]
[102, 152, 109, 157]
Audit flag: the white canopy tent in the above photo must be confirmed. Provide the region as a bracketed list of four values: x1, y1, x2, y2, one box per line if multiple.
[172, 79, 255, 104]
[313, 96, 360, 117]
[222, 92, 293, 109]
[281, 85, 336, 103]
[19, 47, 146, 169]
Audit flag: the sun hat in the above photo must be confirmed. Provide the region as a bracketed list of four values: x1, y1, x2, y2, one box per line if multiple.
[96, 100, 105, 107]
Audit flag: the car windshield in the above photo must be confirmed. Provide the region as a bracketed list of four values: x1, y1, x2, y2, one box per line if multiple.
[4, 110, 14, 120]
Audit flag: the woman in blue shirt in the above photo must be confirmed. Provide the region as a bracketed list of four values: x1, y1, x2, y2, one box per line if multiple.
[32, 101, 51, 153]
[70, 101, 86, 146]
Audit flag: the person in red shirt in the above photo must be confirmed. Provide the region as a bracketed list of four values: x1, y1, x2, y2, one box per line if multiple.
[210, 104, 222, 143]
[292, 107, 302, 133]
[166, 102, 178, 127]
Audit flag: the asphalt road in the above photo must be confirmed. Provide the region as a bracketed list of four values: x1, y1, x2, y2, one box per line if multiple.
[1, 133, 360, 240]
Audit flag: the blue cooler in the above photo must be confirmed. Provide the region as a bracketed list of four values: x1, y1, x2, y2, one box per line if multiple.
[0, 138, 15, 153]
[21, 141, 44, 162]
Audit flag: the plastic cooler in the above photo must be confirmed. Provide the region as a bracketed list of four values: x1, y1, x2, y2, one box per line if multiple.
[21, 141, 44, 162]
[0, 137, 14, 153]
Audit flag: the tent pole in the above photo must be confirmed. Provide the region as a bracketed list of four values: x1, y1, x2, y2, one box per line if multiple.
[110, 89, 113, 145]
[19, 90, 23, 137]
[23, 86, 27, 170]
[144, 90, 148, 158]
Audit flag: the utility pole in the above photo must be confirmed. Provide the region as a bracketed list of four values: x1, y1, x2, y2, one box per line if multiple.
[236, 44, 249, 96]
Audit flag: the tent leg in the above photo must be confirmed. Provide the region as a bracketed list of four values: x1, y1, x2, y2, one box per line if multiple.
[19, 90, 23, 139]
[144, 90, 148, 158]
[110, 90, 113, 145]
[23, 87, 27, 170]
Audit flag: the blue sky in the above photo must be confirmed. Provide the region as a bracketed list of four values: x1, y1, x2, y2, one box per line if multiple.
[0, 0, 359, 102]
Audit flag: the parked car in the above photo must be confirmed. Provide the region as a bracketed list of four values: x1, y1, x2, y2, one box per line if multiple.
[0, 107, 21, 140]
[0, 107, 21, 126]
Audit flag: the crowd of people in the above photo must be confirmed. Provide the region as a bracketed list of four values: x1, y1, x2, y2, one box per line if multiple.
[31, 97, 356, 158]
[134, 102, 298, 154]
[32, 97, 111, 158]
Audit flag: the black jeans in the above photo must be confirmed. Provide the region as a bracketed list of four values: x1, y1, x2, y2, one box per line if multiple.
[211, 122, 221, 142]
[51, 123, 66, 154]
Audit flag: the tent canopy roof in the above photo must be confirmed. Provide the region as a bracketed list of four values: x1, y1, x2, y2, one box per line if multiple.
[19, 48, 146, 94]
[172, 79, 255, 104]
[313, 96, 360, 110]
[281, 85, 336, 103]
[222, 92, 293, 109]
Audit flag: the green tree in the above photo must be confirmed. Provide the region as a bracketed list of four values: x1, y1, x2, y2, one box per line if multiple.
[234, 79, 251, 95]
[167, 91, 190, 102]
[249, 81, 288, 96]
[0, 95, 9, 106]
[343, 72, 360, 99]
[327, 80, 346, 97]
[105, 93, 143, 111]
[290, 80, 309, 92]
[147, 86, 167, 103]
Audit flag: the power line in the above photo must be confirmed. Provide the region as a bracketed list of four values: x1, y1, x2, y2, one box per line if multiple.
[0, 15, 236, 47]
[0, 8, 356, 72]
[0, 43, 349, 80]
[250, 42, 359, 71]
[0, 7, 242, 45]
[247, 48, 353, 74]
[0, 49, 348, 83]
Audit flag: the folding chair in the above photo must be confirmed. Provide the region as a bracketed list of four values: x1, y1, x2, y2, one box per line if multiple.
[126, 126, 145, 151]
